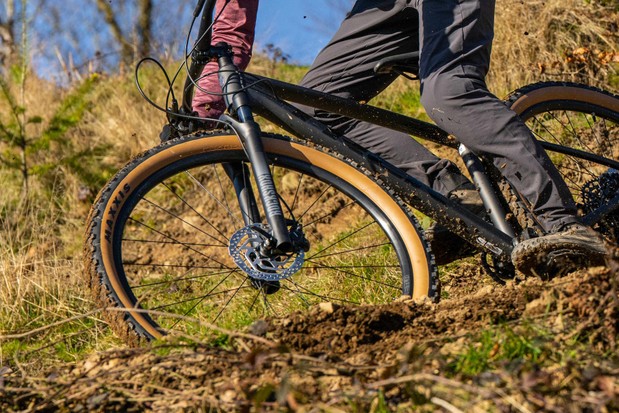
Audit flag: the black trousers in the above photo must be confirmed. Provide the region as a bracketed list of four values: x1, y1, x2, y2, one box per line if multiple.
[299, 0, 577, 232]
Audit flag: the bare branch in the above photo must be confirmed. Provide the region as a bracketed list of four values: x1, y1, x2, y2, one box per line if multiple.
[0, 0, 17, 67]
[95, 0, 133, 63]
[137, 0, 153, 57]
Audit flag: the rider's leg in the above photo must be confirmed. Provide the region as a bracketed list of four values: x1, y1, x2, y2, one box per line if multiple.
[193, 0, 258, 120]
[298, 0, 472, 196]
[299, 0, 486, 265]
[415, 0, 607, 271]
[415, 0, 577, 233]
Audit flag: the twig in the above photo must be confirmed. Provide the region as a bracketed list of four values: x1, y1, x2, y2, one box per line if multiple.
[32, 351, 109, 411]
[494, 388, 533, 413]
[562, 293, 612, 342]
[290, 353, 393, 372]
[1, 305, 277, 348]
[368, 373, 492, 397]
[104, 307, 278, 348]
[370, 373, 535, 413]
[24, 328, 92, 356]
[431, 397, 464, 413]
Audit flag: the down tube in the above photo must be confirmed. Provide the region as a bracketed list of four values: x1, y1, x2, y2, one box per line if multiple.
[246, 87, 515, 260]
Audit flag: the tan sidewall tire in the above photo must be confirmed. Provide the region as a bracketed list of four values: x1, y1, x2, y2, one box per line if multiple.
[509, 84, 619, 115]
[94, 134, 433, 339]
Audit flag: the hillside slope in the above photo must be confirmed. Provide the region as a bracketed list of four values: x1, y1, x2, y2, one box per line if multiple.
[2, 250, 617, 411]
[0, 0, 617, 411]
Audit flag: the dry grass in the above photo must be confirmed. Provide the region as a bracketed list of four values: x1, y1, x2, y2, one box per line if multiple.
[492, 0, 618, 93]
[0, 0, 616, 381]
[82, 71, 168, 158]
[0, 200, 111, 373]
[1, 259, 617, 412]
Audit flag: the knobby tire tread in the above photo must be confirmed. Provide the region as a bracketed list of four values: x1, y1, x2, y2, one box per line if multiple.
[85, 131, 437, 343]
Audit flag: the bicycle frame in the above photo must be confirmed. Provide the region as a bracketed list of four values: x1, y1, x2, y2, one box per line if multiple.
[243, 76, 516, 260]
[178, 0, 619, 264]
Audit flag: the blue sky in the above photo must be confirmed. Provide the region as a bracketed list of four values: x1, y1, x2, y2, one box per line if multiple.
[254, 1, 351, 65]
[14, 0, 353, 80]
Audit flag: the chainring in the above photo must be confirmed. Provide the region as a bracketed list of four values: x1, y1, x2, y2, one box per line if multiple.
[580, 170, 619, 240]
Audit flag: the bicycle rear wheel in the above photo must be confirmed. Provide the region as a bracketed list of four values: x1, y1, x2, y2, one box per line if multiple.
[86, 133, 436, 342]
[507, 82, 619, 240]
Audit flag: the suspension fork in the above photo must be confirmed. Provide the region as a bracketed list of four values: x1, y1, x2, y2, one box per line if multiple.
[216, 47, 292, 252]
[222, 162, 261, 226]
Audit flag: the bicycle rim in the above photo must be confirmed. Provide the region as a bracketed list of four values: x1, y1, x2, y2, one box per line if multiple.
[88, 133, 435, 340]
[508, 82, 619, 239]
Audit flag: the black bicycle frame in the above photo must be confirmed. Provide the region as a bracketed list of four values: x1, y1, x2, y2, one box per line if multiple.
[241, 72, 619, 250]
[181, 0, 618, 263]
[243, 78, 516, 260]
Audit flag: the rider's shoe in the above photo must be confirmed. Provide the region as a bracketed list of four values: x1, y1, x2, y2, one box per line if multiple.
[425, 189, 486, 265]
[511, 223, 608, 278]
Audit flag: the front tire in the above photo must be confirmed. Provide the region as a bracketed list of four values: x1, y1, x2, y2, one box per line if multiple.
[85, 133, 437, 342]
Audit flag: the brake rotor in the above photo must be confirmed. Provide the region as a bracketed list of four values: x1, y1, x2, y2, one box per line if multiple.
[228, 224, 305, 281]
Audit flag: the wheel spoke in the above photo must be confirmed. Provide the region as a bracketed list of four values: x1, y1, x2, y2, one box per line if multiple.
[309, 241, 392, 260]
[123, 238, 226, 248]
[213, 277, 249, 323]
[184, 170, 243, 228]
[131, 269, 235, 290]
[302, 200, 357, 229]
[160, 181, 231, 243]
[279, 279, 359, 305]
[94, 136, 426, 340]
[138, 197, 228, 246]
[307, 221, 375, 260]
[126, 217, 231, 269]
[297, 183, 334, 221]
[304, 259, 401, 290]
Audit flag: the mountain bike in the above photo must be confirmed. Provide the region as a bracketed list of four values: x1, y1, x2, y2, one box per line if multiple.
[85, 0, 619, 342]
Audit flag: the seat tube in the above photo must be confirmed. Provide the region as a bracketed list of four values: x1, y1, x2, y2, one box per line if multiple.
[459, 145, 517, 238]
[217, 50, 292, 251]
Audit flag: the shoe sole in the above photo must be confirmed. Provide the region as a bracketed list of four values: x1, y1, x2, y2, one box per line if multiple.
[512, 239, 607, 279]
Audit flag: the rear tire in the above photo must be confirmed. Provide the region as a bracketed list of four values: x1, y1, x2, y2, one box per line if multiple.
[506, 82, 619, 241]
[85, 132, 437, 342]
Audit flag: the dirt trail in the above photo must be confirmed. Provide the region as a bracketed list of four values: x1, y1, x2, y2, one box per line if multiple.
[2, 253, 618, 412]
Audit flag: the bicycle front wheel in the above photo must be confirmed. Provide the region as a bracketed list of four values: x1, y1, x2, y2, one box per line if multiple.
[507, 82, 619, 239]
[86, 132, 436, 342]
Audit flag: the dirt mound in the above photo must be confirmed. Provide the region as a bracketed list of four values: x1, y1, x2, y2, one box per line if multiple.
[2, 255, 618, 412]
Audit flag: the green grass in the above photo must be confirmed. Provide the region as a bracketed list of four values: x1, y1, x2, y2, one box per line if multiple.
[375, 87, 430, 122]
[447, 324, 551, 377]
[1, 316, 118, 370]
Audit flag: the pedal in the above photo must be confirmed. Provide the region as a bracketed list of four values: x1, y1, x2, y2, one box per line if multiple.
[481, 253, 516, 284]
